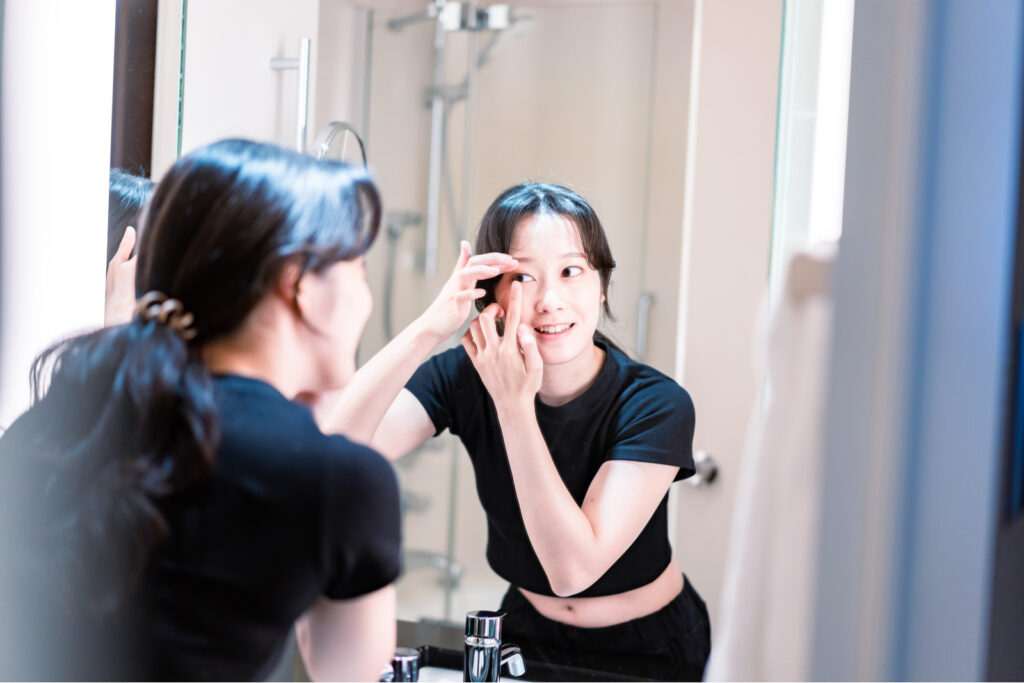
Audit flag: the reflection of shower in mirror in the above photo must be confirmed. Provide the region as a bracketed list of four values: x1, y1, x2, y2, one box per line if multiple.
[387, 2, 523, 276]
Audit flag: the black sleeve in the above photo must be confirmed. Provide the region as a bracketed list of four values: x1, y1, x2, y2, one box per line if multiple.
[404, 346, 466, 437]
[321, 438, 403, 600]
[606, 381, 697, 482]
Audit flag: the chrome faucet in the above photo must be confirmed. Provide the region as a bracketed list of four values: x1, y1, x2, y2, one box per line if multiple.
[463, 611, 525, 682]
[380, 647, 420, 682]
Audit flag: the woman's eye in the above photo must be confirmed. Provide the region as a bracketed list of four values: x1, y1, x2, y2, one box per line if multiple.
[563, 265, 583, 277]
[511, 272, 534, 283]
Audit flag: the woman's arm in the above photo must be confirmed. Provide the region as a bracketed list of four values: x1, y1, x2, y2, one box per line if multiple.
[497, 409, 678, 596]
[463, 283, 678, 596]
[295, 585, 396, 682]
[318, 243, 517, 455]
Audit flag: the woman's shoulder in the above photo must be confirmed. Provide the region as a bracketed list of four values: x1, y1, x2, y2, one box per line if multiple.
[603, 346, 695, 419]
[213, 374, 392, 481]
[411, 343, 480, 389]
[427, 343, 472, 371]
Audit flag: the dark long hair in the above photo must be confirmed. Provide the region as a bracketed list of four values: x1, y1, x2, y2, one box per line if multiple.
[474, 182, 621, 349]
[0, 139, 381, 613]
[107, 168, 154, 262]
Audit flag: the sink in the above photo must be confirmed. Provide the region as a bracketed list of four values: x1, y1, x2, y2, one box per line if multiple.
[417, 664, 533, 682]
[397, 620, 680, 681]
[415, 665, 462, 682]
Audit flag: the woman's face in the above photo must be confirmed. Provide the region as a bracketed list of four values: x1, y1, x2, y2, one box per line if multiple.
[494, 212, 605, 368]
[301, 256, 372, 389]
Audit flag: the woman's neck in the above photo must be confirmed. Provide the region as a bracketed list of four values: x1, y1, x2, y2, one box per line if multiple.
[537, 343, 606, 407]
[201, 321, 307, 401]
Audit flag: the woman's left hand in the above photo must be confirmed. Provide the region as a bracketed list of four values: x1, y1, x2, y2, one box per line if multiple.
[105, 226, 137, 326]
[462, 281, 543, 411]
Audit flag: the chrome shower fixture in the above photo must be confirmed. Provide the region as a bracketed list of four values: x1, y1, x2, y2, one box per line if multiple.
[311, 121, 367, 166]
[388, 2, 512, 33]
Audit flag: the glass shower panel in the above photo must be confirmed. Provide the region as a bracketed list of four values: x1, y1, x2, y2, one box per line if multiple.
[466, 3, 657, 357]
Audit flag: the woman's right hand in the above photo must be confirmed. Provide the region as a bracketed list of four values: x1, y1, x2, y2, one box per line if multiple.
[417, 241, 517, 343]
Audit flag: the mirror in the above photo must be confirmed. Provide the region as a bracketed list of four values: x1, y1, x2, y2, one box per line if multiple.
[157, 0, 671, 628]
[108, 0, 842, 663]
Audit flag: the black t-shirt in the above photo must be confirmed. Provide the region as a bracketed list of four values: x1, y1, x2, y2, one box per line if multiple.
[138, 374, 402, 679]
[405, 337, 695, 598]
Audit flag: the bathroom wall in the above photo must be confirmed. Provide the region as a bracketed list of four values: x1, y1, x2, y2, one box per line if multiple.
[0, 0, 115, 671]
[0, 0, 113, 427]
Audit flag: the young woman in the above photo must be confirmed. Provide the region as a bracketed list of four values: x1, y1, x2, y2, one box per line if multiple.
[0, 139, 410, 680]
[327, 183, 711, 678]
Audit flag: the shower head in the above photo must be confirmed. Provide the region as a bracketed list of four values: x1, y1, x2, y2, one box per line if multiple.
[387, 3, 514, 33]
[386, 6, 438, 32]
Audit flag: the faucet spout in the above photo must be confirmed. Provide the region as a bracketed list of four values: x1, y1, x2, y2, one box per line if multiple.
[500, 645, 525, 678]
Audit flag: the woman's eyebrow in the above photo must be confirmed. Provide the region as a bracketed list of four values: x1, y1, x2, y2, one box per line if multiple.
[509, 251, 585, 262]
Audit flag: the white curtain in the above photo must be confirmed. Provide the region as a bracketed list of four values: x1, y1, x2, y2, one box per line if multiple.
[705, 246, 835, 681]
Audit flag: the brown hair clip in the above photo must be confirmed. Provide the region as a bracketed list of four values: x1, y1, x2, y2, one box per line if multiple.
[134, 291, 198, 341]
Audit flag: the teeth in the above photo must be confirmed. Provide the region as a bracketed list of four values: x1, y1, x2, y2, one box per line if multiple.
[535, 323, 572, 334]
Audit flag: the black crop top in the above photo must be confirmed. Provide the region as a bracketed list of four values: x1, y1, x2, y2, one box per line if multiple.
[0, 373, 402, 680]
[405, 337, 695, 598]
[141, 375, 402, 679]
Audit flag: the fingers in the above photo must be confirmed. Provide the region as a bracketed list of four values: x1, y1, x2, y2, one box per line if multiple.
[480, 302, 504, 318]
[453, 288, 486, 303]
[468, 318, 486, 352]
[505, 281, 522, 342]
[465, 253, 517, 272]
[457, 241, 471, 269]
[461, 329, 478, 359]
[461, 264, 501, 281]
[112, 226, 136, 265]
[478, 307, 501, 348]
[518, 324, 543, 376]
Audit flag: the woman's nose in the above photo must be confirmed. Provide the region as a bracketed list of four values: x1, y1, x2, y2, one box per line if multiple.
[536, 284, 566, 312]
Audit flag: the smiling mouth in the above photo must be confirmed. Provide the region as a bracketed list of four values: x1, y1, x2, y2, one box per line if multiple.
[534, 323, 574, 335]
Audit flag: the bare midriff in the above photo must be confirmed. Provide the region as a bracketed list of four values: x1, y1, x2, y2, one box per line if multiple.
[517, 557, 684, 629]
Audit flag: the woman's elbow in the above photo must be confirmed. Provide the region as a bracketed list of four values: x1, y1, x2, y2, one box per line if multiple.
[546, 566, 599, 598]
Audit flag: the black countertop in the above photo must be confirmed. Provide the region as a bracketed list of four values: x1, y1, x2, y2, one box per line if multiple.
[397, 619, 697, 682]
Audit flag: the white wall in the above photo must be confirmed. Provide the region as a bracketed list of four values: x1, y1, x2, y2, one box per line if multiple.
[0, 0, 114, 426]
[0, 0, 115, 672]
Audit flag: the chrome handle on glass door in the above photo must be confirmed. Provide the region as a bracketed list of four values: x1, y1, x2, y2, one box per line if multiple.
[636, 292, 654, 363]
[269, 37, 311, 153]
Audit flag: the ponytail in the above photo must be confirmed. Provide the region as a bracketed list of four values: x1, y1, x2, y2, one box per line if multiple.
[3, 317, 218, 613]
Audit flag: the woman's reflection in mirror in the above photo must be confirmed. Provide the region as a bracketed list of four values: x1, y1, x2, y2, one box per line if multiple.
[105, 169, 153, 325]
[324, 183, 711, 680]
[0, 140, 402, 680]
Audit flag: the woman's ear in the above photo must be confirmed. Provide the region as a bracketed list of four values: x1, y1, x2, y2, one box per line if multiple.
[274, 257, 305, 315]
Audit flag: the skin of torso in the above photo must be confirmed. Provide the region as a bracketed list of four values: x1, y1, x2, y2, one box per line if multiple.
[518, 557, 684, 628]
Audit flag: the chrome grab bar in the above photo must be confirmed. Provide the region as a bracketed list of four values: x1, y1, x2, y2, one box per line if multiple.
[636, 291, 655, 362]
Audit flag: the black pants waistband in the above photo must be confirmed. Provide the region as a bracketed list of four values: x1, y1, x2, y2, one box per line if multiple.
[499, 574, 711, 681]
